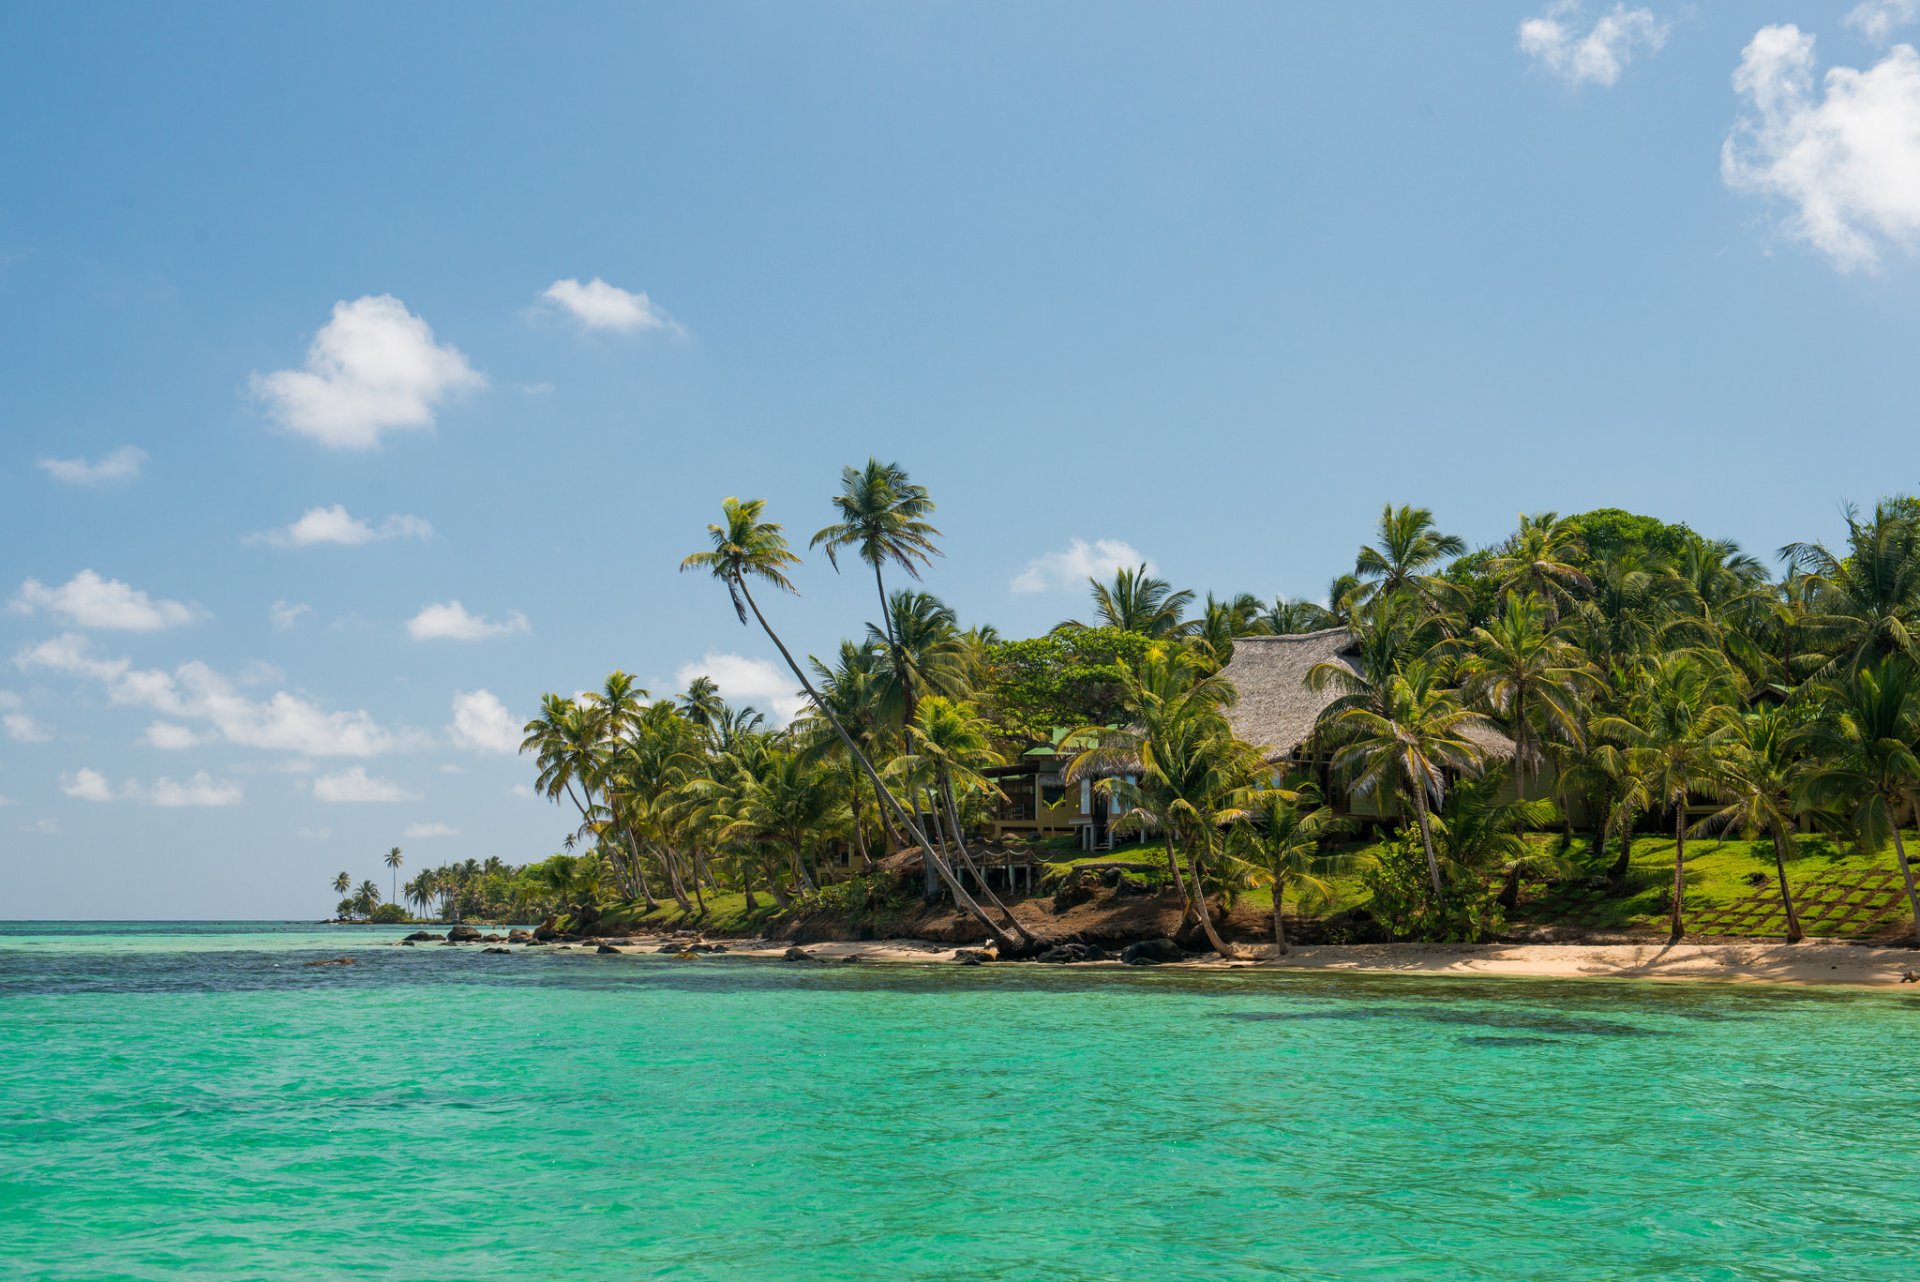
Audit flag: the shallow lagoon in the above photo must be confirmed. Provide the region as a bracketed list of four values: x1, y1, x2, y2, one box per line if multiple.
[2, 923, 1915, 1281]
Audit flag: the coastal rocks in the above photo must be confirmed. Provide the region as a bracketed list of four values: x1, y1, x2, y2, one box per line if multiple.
[523, 939, 547, 947]
[597, 944, 622, 954]
[655, 944, 683, 955]
[403, 931, 437, 942]
[445, 925, 483, 943]
[304, 957, 356, 967]
[532, 920, 560, 941]
[483, 947, 511, 955]
[1121, 938, 1184, 966]
[481, 934, 505, 943]
[953, 942, 1000, 965]
[782, 946, 821, 962]
[400, 940, 415, 947]
[1052, 868, 1102, 912]
[507, 929, 532, 943]
[1037, 942, 1109, 964]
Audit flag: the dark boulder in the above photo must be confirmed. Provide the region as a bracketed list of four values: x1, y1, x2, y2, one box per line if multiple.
[1037, 942, 1109, 964]
[506, 929, 532, 943]
[481, 934, 505, 943]
[1122, 938, 1184, 966]
[303, 956, 356, 967]
[523, 939, 547, 947]
[531, 919, 560, 941]
[446, 925, 482, 942]
[782, 946, 820, 962]
[482, 947, 511, 955]
[400, 940, 415, 947]
[403, 930, 436, 942]
[655, 944, 683, 955]
[1051, 868, 1102, 912]
[597, 944, 622, 954]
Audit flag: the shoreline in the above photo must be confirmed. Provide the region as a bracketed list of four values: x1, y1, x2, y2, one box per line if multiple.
[565, 934, 1920, 988]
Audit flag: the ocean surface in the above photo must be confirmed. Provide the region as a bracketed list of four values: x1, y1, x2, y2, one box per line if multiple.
[2, 922, 1916, 1282]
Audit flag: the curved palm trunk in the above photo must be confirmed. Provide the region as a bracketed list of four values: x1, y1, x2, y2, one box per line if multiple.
[1890, 810, 1920, 944]
[733, 574, 1023, 953]
[1187, 833, 1241, 959]
[1767, 823, 1804, 944]
[1411, 788, 1444, 897]
[937, 770, 1039, 947]
[1270, 876, 1290, 955]
[1669, 805, 1687, 942]
[1164, 833, 1197, 927]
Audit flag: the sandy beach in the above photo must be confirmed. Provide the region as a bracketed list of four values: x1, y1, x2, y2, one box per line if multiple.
[603, 935, 1920, 987]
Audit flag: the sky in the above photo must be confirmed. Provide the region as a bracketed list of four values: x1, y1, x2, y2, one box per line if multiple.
[3, 1, 1919, 918]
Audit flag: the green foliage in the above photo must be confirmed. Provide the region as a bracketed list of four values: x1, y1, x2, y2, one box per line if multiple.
[803, 871, 916, 916]
[1564, 508, 1696, 565]
[979, 627, 1153, 741]
[1360, 835, 1506, 942]
[367, 902, 410, 923]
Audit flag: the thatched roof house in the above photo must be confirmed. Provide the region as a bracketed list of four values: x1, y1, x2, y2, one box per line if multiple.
[1220, 628, 1515, 762]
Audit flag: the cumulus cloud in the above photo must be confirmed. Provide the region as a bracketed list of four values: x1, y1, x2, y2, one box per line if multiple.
[248, 505, 433, 548]
[404, 821, 460, 838]
[38, 446, 148, 486]
[313, 766, 418, 803]
[1846, 0, 1917, 45]
[142, 722, 203, 750]
[406, 601, 530, 642]
[1518, 2, 1669, 88]
[60, 768, 114, 802]
[11, 570, 198, 631]
[270, 600, 313, 631]
[0, 691, 49, 743]
[447, 688, 519, 754]
[1010, 538, 1152, 595]
[17, 633, 421, 757]
[538, 277, 681, 334]
[1722, 26, 1920, 271]
[137, 772, 243, 808]
[674, 652, 807, 725]
[251, 295, 485, 450]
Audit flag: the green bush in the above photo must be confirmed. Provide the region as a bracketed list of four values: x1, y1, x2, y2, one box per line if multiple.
[1360, 835, 1505, 943]
[368, 902, 410, 923]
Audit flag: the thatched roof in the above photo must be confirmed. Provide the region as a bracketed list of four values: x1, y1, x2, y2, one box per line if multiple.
[1221, 628, 1515, 761]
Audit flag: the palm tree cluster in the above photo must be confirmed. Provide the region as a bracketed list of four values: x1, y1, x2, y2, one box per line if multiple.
[518, 474, 1920, 950]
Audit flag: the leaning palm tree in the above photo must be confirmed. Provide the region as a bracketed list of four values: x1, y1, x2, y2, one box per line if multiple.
[1321, 659, 1492, 897]
[332, 870, 351, 898]
[1803, 657, 1920, 942]
[682, 497, 1022, 950]
[384, 847, 403, 904]
[1235, 781, 1346, 954]
[1699, 704, 1814, 943]
[810, 458, 942, 649]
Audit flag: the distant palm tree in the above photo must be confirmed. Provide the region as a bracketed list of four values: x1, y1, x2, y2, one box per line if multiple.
[1079, 564, 1194, 637]
[384, 847, 403, 904]
[354, 879, 382, 920]
[1487, 512, 1591, 617]
[1260, 595, 1336, 636]
[332, 871, 351, 897]
[1782, 502, 1920, 678]
[810, 458, 942, 649]
[1700, 704, 1814, 943]
[678, 675, 726, 733]
[1235, 781, 1346, 954]
[1459, 594, 1597, 784]
[1354, 503, 1466, 608]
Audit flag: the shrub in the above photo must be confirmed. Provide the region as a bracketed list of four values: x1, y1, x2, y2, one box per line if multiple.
[368, 902, 410, 923]
[1360, 835, 1505, 943]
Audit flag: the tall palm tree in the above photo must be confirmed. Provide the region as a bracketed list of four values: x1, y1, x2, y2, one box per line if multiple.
[1486, 512, 1591, 618]
[331, 870, 350, 898]
[1458, 594, 1596, 785]
[1353, 503, 1466, 608]
[1804, 657, 1920, 941]
[1699, 704, 1813, 943]
[384, 846, 403, 904]
[1235, 781, 1345, 954]
[1782, 502, 1920, 678]
[1595, 653, 1737, 941]
[682, 497, 1021, 950]
[678, 675, 726, 735]
[810, 458, 942, 649]
[1321, 659, 1492, 896]
[354, 879, 382, 919]
[1078, 565, 1195, 637]
[1260, 595, 1336, 636]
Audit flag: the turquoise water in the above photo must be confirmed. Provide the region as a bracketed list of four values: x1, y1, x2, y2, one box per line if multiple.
[2, 924, 1916, 1281]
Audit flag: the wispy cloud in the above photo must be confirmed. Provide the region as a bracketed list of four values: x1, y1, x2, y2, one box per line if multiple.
[1518, 2, 1669, 89]
[404, 821, 460, 838]
[1010, 538, 1150, 595]
[539, 277, 681, 334]
[10, 570, 198, 631]
[37, 446, 148, 486]
[0, 691, 49, 743]
[1722, 25, 1920, 270]
[673, 652, 806, 725]
[59, 767, 240, 806]
[313, 766, 419, 803]
[247, 505, 433, 548]
[251, 295, 485, 450]
[406, 601, 529, 642]
[1845, 0, 1917, 45]
[269, 600, 313, 631]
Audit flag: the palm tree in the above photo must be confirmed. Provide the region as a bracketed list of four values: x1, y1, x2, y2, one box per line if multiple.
[678, 675, 726, 734]
[1260, 595, 1336, 636]
[1595, 653, 1737, 941]
[1699, 704, 1813, 943]
[384, 846, 403, 905]
[1235, 781, 1345, 954]
[354, 879, 382, 920]
[1782, 502, 1920, 677]
[1353, 504, 1466, 608]
[1321, 659, 1492, 897]
[1486, 512, 1591, 617]
[332, 870, 350, 898]
[1458, 594, 1596, 785]
[682, 497, 1022, 950]
[810, 458, 942, 648]
[1804, 657, 1920, 941]
[1078, 565, 1194, 638]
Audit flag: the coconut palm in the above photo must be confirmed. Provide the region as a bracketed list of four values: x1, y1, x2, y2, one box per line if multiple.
[1077, 565, 1194, 638]
[1782, 502, 1920, 678]
[1803, 657, 1920, 941]
[1698, 704, 1815, 943]
[354, 879, 382, 919]
[1321, 658, 1493, 896]
[1486, 512, 1591, 617]
[810, 459, 942, 648]
[682, 497, 1022, 950]
[867, 589, 969, 746]
[1235, 781, 1345, 953]
[1353, 503, 1466, 609]
[384, 846, 403, 904]
[1458, 594, 1597, 785]
[678, 675, 726, 734]
[332, 871, 350, 898]
[1260, 595, 1336, 636]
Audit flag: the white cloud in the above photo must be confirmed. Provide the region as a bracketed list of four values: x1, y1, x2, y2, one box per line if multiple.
[251, 295, 485, 450]
[1722, 26, 1920, 271]
[519, 381, 556, 395]
[538, 277, 681, 334]
[11, 570, 197, 631]
[1846, 0, 1917, 45]
[510, 783, 536, 799]
[143, 722, 202, 750]
[0, 692, 49, 744]
[248, 505, 434, 548]
[404, 821, 460, 838]
[37, 446, 148, 486]
[0, 795, 14, 808]
[447, 688, 519, 754]
[1010, 538, 1152, 595]
[17, 633, 420, 757]
[406, 601, 530, 642]
[313, 766, 419, 803]
[1518, 2, 1669, 88]
[61, 768, 113, 802]
[437, 762, 467, 775]
[297, 826, 334, 840]
[674, 652, 807, 725]
[22, 817, 61, 835]
[136, 772, 243, 808]
[270, 600, 313, 631]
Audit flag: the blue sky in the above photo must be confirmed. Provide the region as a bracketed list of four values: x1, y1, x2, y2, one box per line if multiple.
[4, 2, 1918, 918]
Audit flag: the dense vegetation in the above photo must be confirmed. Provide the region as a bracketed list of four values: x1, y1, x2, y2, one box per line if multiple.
[327, 847, 607, 924]
[512, 462, 1920, 951]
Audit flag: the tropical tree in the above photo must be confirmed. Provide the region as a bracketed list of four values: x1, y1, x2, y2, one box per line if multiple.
[810, 458, 942, 649]
[1698, 704, 1814, 943]
[1076, 565, 1194, 638]
[354, 879, 382, 919]
[332, 871, 350, 898]
[1260, 595, 1336, 636]
[384, 846, 403, 904]
[1353, 504, 1466, 610]
[1486, 512, 1591, 617]
[1803, 657, 1920, 941]
[1458, 594, 1596, 784]
[1235, 781, 1345, 953]
[1782, 503, 1920, 677]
